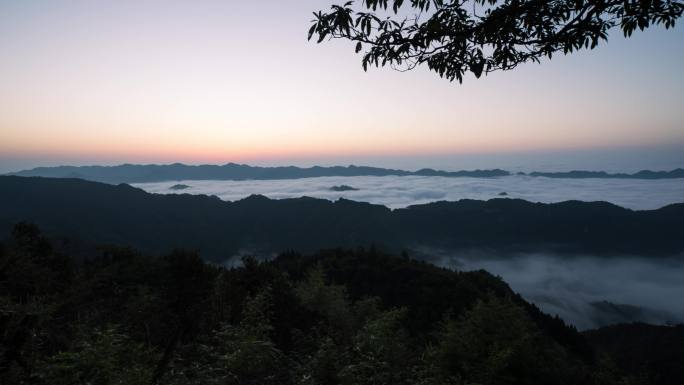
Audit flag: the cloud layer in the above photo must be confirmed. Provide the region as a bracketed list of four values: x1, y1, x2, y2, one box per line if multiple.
[433, 253, 684, 330]
[134, 175, 684, 329]
[134, 174, 684, 210]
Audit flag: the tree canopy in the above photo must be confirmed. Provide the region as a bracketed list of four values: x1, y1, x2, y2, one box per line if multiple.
[5, 223, 684, 384]
[308, 0, 683, 82]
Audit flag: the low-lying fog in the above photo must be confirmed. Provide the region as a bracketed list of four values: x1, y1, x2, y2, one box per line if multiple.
[134, 175, 684, 210]
[431, 252, 684, 330]
[136, 175, 684, 329]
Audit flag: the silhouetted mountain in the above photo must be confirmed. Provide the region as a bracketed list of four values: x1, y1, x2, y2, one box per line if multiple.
[412, 167, 510, 177]
[8, 163, 684, 183]
[1, 176, 682, 261]
[329, 184, 359, 191]
[7, 163, 510, 184]
[528, 168, 684, 179]
[588, 301, 681, 327]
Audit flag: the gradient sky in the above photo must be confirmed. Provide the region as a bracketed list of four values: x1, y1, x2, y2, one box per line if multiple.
[0, 0, 683, 172]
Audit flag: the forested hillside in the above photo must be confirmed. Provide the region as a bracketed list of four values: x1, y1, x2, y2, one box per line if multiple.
[0, 223, 655, 384]
[585, 323, 684, 385]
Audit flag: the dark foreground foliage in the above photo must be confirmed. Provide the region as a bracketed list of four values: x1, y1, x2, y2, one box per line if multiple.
[0, 223, 672, 384]
[585, 323, 684, 385]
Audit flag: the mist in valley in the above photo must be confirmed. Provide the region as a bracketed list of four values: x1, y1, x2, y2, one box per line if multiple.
[139, 174, 684, 330]
[428, 251, 684, 330]
[134, 174, 684, 210]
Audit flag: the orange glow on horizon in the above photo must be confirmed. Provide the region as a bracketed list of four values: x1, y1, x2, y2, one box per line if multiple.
[0, 2, 682, 168]
[2, 134, 679, 168]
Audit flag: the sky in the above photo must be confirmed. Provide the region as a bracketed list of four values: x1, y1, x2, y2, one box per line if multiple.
[0, 0, 683, 173]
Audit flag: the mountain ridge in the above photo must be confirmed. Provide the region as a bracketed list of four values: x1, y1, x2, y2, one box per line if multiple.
[1, 175, 682, 260]
[7, 163, 684, 183]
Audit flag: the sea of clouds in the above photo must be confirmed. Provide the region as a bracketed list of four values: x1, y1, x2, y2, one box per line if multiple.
[430, 252, 684, 330]
[133, 174, 684, 210]
[134, 175, 684, 329]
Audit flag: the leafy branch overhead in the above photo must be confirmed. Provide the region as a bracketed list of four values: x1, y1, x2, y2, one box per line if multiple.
[308, 0, 683, 82]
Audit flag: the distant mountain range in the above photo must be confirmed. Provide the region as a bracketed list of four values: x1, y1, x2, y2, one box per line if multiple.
[1, 176, 682, 261]
[7, 163, 684, 184]
[528, 169, 684, 179]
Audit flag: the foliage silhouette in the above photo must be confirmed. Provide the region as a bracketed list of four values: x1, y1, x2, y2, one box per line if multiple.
[309, 0, 683, 82]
